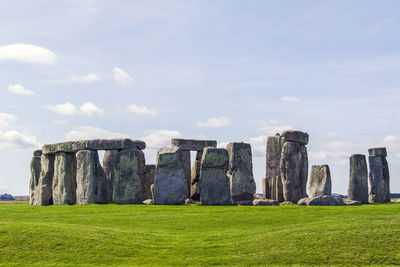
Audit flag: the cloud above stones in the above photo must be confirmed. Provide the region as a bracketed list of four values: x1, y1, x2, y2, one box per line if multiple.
[69, 74, 100, 83]
[80, 102, 104, 117]
[280, 96, 300, 102]
[45, 102, 104, 117]
[0, 130, 40, 149]
[0, 113, 18, 129]
[127, 104, 157, 116]
[0, 43, 56, 65]
[258, 120, 293, 135]
[65, 126, 128, 140]
[141, 130, 181, 149]
[8, 84, 34, 96]
[113, 67, 133, 84]
[197, 116, 231, 128]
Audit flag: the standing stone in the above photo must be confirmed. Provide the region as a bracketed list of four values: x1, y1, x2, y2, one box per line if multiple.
[112, 148, 146, 204]
[266, 134, 283, 200]
[190, 151, 203, 201]
[153, 147, 187, 205]
[309, 165, 332, 197]
[34, 154, 55, 206]
[143, 165, 155, 200]
[181, 150, 191, 198]
[198, 147, 231, 205]
[276, 176, 284, 202]
[227, 142, 256, 201]
[348, 154, 368, 204]
[29, 152, 42, 205]
[368, 147, 390, 203]
[76, 150, 108, 204]
[280, 140, 308, 203]
[52, 152, 77, 205]
[102, 150, 119, 203]
[262, 177, 268, 199]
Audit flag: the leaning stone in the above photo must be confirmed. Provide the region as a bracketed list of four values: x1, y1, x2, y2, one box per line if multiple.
[76, 150, 108, 204]
[29, 156, 42, 205]
[52, 152, 77, 205]
[143, 165, 155, 200]
[102, 150, 119, 203]
[190, 151, 203, 201]
[344, 199, 362, 206]
[33, 154, 55, 206]
[33, 149, 42, 157]
[112, 148, 146, 204]
[42, 138, 146, 154]
[348, 154, 369, 204]
[368, 147, 387, 157]
[143, 199, 153, 205]
[227, 142, 256, 201]
[368, 155, 390, 203]
[298, 195, 345, 206]
[309, 165, 332, 197]
[253, 199, 280, 206]
[280, 142, 308, 203]
[171, 138, 217, 151]
[153, 147, 187, 205]
[198, 147, 232, 205]
[281, 130, 309, 145]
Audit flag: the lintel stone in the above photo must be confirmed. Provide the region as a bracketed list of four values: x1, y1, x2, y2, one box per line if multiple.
[171, 138, 217, 151]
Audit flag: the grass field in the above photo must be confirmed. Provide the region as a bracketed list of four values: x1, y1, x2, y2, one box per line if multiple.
[0, 203, 400, 266]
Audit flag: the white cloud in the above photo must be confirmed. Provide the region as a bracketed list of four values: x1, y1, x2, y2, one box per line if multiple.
[45, 102, 78, 116]
[65, 126, 129, 140]
[384, 135, 397, 142]
[0, 130, 40, 149]
[80, 102, 104, 117]
[127, 104, 157, 116]
[258, 120, 292, 135]
[141, 130, 181, 149]
[8, 84, 34, 96]
[197, 116, 231, 128]
[246, 135, 267, 158]
[0, 113, 18, 129]
[113, 67, 133, 84]
[53, 120, 68, 124]
[280, 96, 300, 102]
[69, 74, 100, 83]
[0, 43, 56, 65]
[325, 132, 337, 138]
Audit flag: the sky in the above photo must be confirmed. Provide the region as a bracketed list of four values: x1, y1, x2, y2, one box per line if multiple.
[0, 0, 399, 195]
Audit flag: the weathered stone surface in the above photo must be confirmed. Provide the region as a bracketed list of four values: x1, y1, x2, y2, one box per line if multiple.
[29, 156, 41, 205]
[112, 148, 146, 204]
[280, 142, 308, 203]
[52, 152, 77, 205]
[344, 199, 362, 206]
[171, 138, 217, 151]
[253, 194, 264, 200]
[143, 165, 155, 200]
[153, 147, 187, 205]
[227, 142, 256, 201]
[185, 198, 194, 204]
[33, 149, 42, 157]
[198, 147, 232, 205]
[33, 154, 55, 206]
[76, 150, 108, 204]
[102, 150, 119, 203]
[253, 199, 280, 206]
[181, 150, 191, 198]
[42, 138, 146, 154]
[276, 176, 284, 202]
[309, 165, 332, 197]
[270, 176, 277, 200]
[298, 195, 345, 206]
[235, 200, 253, 206]
[368, 155, 390, 203]
[190, 151, 202, 201]
[281, 130, 309, 145]
[266, 134, 283, 201]
[348, 154, 368, 204]
[262, 177, 269, 199]
[368, 147, 387, 157]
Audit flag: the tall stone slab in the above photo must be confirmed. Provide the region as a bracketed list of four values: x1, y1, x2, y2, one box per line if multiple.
[181, 150, 191, 198]
[262, 177, 268, 199]
[153, 147, 187, 205]
[143, 165, 155, 200]
[227, 142, 256, 201]
[368, 147, 390, 203]
[112, 148, 146, 204]
[266, 134, 283, 200]
[190, 151, 203, 201]
[52, 152, 77, 205]
[280, 133, 309, 203]
[76, 150, 108, 204]
[34, 153, 55, 206]
[29, 150, 42, 205]
[198, 147, 231, 205]
[102, 150, 119, 202]
[348, 154, 368, 204]
[276, 176, 284, 202]
[309, 165, 332, 197]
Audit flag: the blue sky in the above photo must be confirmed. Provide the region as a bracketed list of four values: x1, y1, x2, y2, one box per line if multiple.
[0, 0, 399, 195]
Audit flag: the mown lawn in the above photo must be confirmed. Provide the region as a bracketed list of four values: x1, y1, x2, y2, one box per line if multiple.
[0, 203, 399, 266]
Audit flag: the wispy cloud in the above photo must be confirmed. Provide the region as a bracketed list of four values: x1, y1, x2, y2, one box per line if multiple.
[197, 116, 231, 128]
[0, 43, 56, 65]
[8, 84, 34, 96]
[258, 120, 292, 135]
[280, 96, 300, 103]
[45, 102, 78, 116]
[80, 102, 104, 117]
[127, 104, 157, 116]
[0, 130, 40, 149]
[113, 67, 133, 84]
[69, 74, 100, 83]
[141, 130, 181, 149]
[65, 126, 128, 140]
[0, 113, 18, 129]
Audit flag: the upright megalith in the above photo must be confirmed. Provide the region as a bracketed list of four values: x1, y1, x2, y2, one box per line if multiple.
[227, 142, 256, 202]
[309, 165, 332, 197]
[112, 148, 146, 204]
[52, 152, 77, 205]
[266, 134, 283, 200]
[280, 130, 309, 203]
[102, 150, 119, 202]
[198, 147, 231, 205]
[29, 150, 42, 205]
[181, 150, 191, 198]
[368, 147, 390, 203]
[34, 153, 55, 206]
[143, 165, 155, 200]
[348, 154, 368, 204]
[76, 150, 108, 204]
[153, 147, 187, 205]
[190, 151, 202, 201]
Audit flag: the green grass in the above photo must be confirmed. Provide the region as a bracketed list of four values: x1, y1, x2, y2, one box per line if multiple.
[0, 203, 400, 266]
